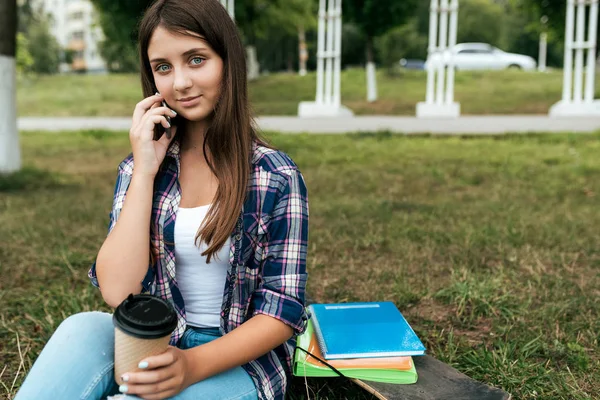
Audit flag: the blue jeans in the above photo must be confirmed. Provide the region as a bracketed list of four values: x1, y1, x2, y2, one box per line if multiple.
[14, 312, 258, 400]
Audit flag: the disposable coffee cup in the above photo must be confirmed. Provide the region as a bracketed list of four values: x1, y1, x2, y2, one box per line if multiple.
[113, 293, 178, 385]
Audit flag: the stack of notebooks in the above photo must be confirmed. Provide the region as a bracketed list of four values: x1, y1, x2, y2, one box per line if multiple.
[294, 301, 426, 384]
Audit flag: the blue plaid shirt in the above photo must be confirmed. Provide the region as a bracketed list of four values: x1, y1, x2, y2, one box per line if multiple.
[89, 140, 309, 399]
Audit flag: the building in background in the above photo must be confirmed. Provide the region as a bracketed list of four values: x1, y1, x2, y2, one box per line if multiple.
[39, 0, 106, 73]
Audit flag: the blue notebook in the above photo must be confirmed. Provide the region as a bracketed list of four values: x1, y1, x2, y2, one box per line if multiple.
[308, 302, 426, 360]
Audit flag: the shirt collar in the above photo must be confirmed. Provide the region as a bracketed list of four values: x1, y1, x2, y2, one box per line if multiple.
[166, 136, 181, 159]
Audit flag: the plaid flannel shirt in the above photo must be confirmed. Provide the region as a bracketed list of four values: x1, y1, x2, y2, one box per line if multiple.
[88, 140, 309, 400]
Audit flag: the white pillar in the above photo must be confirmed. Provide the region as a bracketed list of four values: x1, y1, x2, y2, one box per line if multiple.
[298, 0, 353, 117]
[333, 0, 342, 106]
[539, 32, 548, 72]
[539, 16, 548, 72]
[219, 0, 234, 20]
[0, 55, 20, 173]
[417, 0, 460, 118]
[550, 0, 600, 116]
[366, 62, 377, 103]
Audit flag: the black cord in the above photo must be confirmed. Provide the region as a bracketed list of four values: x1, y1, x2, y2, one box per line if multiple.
[295, 346, 354, 383]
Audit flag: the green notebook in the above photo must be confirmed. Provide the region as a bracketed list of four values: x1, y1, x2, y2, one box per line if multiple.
[293, 318, 418, 384]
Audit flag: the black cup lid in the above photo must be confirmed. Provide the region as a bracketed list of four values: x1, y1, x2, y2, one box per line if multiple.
[113, 294, 178, 339]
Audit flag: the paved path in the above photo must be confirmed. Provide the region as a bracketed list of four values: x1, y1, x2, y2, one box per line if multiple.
[17, 115, 600, 134]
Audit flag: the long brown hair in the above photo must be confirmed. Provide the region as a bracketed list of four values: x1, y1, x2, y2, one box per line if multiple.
[138, 0, 268, 262]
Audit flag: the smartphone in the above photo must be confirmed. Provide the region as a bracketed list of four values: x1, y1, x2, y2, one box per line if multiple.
[162, 99, 172, 140]
[153, 92, 175, 141]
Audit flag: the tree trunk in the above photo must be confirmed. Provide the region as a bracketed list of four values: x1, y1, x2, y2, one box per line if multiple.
[0, 0, 21, 173]
[365, 35, 378, 103]
[298, 25, 307, 76]
[286, 38, 294, 73]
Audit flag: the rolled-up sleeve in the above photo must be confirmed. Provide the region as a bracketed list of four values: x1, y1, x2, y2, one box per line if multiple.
[251, 169, 309, 335]
[88, 160, 155, 293]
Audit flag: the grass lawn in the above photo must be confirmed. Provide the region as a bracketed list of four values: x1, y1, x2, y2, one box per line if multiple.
[17, 68, 590, 117]
[1, 130, 600, 399]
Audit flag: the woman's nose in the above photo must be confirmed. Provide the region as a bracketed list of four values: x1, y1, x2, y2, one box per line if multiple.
[173, 70, 193, 92]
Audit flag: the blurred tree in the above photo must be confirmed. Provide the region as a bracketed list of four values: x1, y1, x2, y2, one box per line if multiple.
[456, 0, 506, 47]
[89, 0, 148, 72]
[90, 0, 318, 73]
[236, 0, 317, 74]
[343, 0, 419, 101]
[376, 19, 427, 69]
[28, 16, 61, 74]
[16, 33, 34, 77]
[341, 22, 368, 68]
[17, 0, 61, 74]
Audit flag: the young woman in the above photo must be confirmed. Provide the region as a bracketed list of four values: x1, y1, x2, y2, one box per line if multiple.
[14, 0, 309, 399]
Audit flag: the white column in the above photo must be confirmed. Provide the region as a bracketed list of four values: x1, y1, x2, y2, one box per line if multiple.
[298, 0, 353, 117]
[333, 0, 342, 107]
[315, 0, 326, 104]
[0, 55, 20, 173]
[585, 0, 598, 102]
[550, 0, 600, 116]
[417, 0, 460, 118]
[445, 0, 458, 104]
[425, 0, 439, 104]
[227, 0, 234, 20]
[539, 32, 548, 72]
[219, 0, 234, 20]
[573, 0, 585, 101]
[324, 0, 335, 105]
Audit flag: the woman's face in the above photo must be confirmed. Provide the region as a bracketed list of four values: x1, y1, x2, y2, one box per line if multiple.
[148, 26, 224, 123]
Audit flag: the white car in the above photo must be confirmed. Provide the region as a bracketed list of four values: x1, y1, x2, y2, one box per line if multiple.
[425, 43, 537, 71]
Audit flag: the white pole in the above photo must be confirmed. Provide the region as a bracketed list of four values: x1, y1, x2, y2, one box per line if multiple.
[426, 0, 439, 104]
[436, 0, 449, 105]
[324, 0, 335, 104]
[227, 0, 234, 20]
[539, 15, 548, 72]
[0, 55, 20, 173]
[562, 0, 575, 102]
[316, 0, 326, 104]
[585, 0, 599, 102]
[445, 0, 458, 104]
[573, 0, 586, 102]
[539, 32, 548, 72]
[333, 0, 342, 107]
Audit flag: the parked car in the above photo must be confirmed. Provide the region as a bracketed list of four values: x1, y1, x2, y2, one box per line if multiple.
[425, 43, 537, 71]
[399, 58, 426, 70]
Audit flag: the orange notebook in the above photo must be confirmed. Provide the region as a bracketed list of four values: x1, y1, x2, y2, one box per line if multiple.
[306, 331, 413, 370]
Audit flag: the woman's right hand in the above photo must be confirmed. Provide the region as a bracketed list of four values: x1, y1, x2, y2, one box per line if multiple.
[129, 93, 178, 178]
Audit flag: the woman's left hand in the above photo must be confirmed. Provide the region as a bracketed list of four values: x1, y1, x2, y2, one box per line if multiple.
[119, 346, 193, 399]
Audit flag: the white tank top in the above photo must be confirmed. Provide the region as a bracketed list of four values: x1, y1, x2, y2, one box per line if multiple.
[174, 205, 230, 328]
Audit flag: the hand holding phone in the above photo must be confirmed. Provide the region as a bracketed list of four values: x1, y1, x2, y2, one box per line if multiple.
[152, 92, 177, 141]
[129, 93, 178, 177]
[162, 99, 172, 140]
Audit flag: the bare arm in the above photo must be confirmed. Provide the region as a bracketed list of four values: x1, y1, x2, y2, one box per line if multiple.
[95, 173, 154, 308]
[93, 93, 177, 308]
[184, 315, 293, 383]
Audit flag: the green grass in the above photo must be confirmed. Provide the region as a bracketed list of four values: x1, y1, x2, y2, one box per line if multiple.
[17, 68, 589, 117]
[2, 130, 600, 399]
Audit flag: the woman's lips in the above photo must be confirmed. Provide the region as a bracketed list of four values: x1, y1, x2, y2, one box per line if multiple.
[177, 95, 201, 107]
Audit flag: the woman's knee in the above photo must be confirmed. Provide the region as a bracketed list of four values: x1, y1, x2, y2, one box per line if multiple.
[56, 311, 113, 337]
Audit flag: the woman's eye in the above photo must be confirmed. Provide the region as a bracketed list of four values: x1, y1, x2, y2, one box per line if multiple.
[191, 57, 205, 65]
[156, 64, 170, 73]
